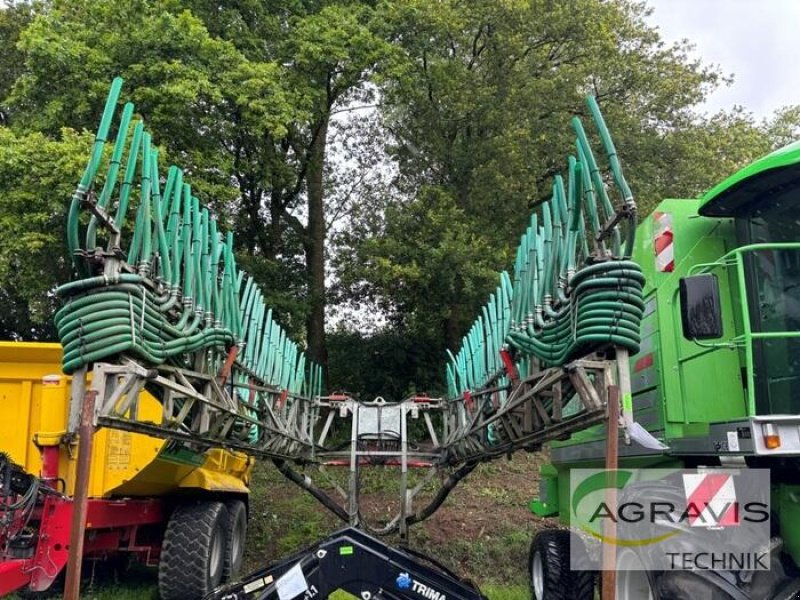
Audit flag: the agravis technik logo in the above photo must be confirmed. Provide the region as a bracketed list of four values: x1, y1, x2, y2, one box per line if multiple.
[568, 468, 771, 571]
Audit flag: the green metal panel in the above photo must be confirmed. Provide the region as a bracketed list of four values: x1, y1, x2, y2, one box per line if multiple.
[540, 142, 800, 565]
[530, 463, 559, 517]
[688, 242, 800, 416]
[551, 197, 744, 455]
[776, 484, 800, 567]
[700, 141, 800, 216]
[639, 199, 745, 439]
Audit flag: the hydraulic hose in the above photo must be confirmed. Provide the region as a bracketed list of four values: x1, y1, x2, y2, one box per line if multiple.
[55, 78, 324, 402]
[447, 95, 643, 403]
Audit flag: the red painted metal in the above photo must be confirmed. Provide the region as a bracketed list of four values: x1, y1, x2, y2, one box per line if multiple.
[28, 495, 72, 591]
[463, 390, 474, 412]
[633, 352, 654, 373]
[40, 445, 60, 488]
[0, 559, 31, 596]
[499, 349, 519, 383]
[217, 345, 239, 386]
[85, 498, 165, 529]
[276, 388, 289, 409]
[5, 496, 167, 595]
[0, 559, 32, 596]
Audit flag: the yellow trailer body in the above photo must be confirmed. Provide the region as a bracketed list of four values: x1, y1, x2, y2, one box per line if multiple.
[0, 341, 252, 498]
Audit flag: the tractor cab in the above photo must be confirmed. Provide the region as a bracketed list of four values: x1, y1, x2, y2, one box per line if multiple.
[697, 144, 800, 418]
[678, 143, 800, 455]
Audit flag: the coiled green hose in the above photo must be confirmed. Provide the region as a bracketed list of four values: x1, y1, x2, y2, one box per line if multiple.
[56, 77, 323, 400]
[447, 96, 642, 399]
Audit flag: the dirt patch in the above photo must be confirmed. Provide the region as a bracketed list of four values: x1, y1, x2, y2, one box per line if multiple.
[244, 451, 560, 584]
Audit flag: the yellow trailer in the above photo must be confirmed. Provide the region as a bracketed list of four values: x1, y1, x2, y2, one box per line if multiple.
[0, 342, 254, 598]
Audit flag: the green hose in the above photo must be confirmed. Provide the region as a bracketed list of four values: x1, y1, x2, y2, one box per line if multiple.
[67, 77, 123, 275]
[55, 78, 323, 402]
[447, 96, 643, 404]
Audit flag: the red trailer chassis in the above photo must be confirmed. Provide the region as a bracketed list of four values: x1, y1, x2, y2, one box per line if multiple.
[0, 494, 165, 596]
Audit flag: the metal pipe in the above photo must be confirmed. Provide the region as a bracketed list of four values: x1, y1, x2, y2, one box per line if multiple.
[601, 385, 619, 600]
[271, 459, 349, 522]
[616, 347, 632, 445]
[63, 389, 98, 600]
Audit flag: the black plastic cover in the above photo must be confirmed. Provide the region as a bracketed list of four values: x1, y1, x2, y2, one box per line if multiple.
[680, 274, 723, 340]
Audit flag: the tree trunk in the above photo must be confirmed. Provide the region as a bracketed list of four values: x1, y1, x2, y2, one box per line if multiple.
[305, 114, 329, 384]
[444, 306, 461, 353]
[267, 188, 283, 262]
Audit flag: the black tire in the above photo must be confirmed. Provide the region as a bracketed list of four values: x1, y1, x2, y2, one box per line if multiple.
[616, 548, 658, 600]
[770, 579, 800, 600]
[222, 499, 247, 581]
[158, 501, 227, 600]
[770, 577, 800, 600]
[656, 571, 733, 600]
[529, 529, 595, 600]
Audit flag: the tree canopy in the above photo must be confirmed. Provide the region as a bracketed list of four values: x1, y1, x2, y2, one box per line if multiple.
[0, 0, 797, 398]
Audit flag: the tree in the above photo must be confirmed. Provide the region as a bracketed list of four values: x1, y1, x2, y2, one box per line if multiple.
[160, 1, 398, 372]
[336, 0, 800, 369]
[2, 0, 394, 367]
[2, 0, 314, 332]
[0, 126, 92, 338]
[273, 3, 394, 371]
[0, 1, 37, 124]
[3, 0, 800, 401]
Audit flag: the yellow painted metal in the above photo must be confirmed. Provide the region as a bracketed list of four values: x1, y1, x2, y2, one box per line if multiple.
[0, 342, 251, 498]
[179, 449, 252, 494]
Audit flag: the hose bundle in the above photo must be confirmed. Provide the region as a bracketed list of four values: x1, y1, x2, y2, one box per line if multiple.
[446, 96, 643, 398]
[56, 78, 322, 399]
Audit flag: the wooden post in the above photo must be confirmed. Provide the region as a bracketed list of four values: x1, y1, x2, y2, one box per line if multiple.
[601, 384, 619, 599]
[63, 389, 97, 600]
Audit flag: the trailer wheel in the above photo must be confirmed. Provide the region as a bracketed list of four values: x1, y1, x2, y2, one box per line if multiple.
[529, 530, 594, 600]
[616, 548, 656, 600]
[158, 501, 227, 600]
[222, 500, 247, 581]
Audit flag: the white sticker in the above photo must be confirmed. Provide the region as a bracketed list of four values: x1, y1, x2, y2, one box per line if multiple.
[243, 578, 267, 594]
[275, 563, 308, 600]
[727, 431, 740, 452]
[276, 562, 308, 600]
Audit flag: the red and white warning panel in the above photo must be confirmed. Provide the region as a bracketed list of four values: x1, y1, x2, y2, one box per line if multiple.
[682, 472, 739, 527]
[654, 211, 674, 273]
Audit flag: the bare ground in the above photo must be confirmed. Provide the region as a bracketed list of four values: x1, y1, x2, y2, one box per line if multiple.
[244, 451, 559, 586]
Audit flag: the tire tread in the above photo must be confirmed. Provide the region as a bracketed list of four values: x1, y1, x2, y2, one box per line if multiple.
[529, 529, 594, 600]
[222, 499, 247, 581]
[158, 501, 226, 600]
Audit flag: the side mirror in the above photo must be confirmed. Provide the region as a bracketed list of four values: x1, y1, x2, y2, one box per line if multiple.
[680, 274, 723, 340]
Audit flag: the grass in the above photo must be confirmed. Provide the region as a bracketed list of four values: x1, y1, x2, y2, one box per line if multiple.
[9, 454, 547, 599]
[481, 585, 530, 600]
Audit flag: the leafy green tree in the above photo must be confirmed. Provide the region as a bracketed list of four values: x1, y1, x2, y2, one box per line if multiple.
[160, 1, 398, 371]
[0, 1, 37, 124]
[327, 326, 445, 400]
[4, 0, 307, 325]
[337, 186, 503, 350]
[3, 0, 800, 402]
[0, 126, 92, 338]
[4, 0, 395, 374]
[337, 0, 800, 374]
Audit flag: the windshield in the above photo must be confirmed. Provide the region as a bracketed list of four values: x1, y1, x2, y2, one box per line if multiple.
[739, 191, 800, 414]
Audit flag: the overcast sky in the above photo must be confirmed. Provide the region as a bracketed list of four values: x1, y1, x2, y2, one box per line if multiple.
[646, 0, 800, 119]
